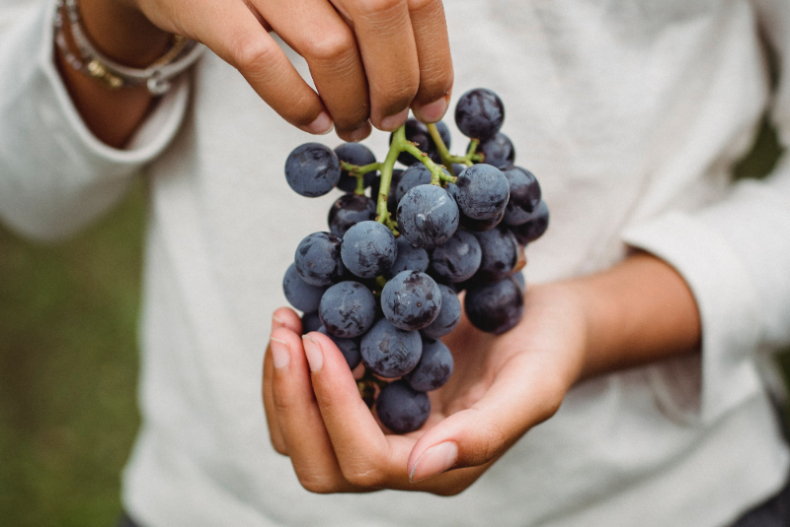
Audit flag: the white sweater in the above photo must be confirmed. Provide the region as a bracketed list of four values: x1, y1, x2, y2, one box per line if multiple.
[2, 1, 790, 526]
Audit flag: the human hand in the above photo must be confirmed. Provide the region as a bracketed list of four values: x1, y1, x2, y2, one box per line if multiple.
[262, 283, 587, 494]
[114, 0, 454, 140]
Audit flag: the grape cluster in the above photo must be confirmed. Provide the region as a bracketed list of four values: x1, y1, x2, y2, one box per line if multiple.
[282, 88, 549, 434]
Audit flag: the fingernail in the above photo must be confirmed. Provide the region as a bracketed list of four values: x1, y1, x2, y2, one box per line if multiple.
[270, 337, 290, 369]
[409, 441, 458, 483]
[346, 124, 371, 143]
[380, 108, 410, 131]
[304, 112, 334, 135]
[302, 335, 323, 373]
[272, 315, 286, 328]
[415, 98, 447, 122]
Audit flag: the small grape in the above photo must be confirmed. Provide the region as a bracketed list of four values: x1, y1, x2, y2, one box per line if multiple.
[395, 164, 432, 204]
[381, 271, 442, 331]
[454, 164, 510, 220]
[301, 312, 323, 334]
[397, 185, 459, 248]
[294, 231, 343, 286]
[383, 237, 430, 279]
[460, 210, 505, 232]
[503, 166, 541, 226]
[341, 221, 398, 279]
[429, 229, 482, 283]
[360, 319, 422, 378]
[509, 200, 550, 244]
[285, 143, 341, 197]
[405, 338, 454, 392]
[475, 132, 515, 169]
[328, 194, 376, 238]
[375, 380, 430, 434]
[282, 263, 327, 313]
[318, 281, 377, 338]
[420, 284, 461, 339]
[317, 326, 361, 369]
[455, 88, 504, 141]
[464, 277, 524, 335]
[473, 228, 520, 282]
[334, 143, 377, 192]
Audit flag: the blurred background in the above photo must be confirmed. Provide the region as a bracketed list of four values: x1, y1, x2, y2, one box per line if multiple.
[0, 119, 787, 526]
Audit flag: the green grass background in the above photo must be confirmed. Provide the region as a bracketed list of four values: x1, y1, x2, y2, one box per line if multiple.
[0, 120, 786, 526]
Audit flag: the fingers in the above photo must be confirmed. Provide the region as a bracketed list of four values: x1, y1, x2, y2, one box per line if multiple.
[175, 0, 334, 134]
[406, 0, 453, 122]
[406, 351, 566, 483]
[264, 309, 303, 454]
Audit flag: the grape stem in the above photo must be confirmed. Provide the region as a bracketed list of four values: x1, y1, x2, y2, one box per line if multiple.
[340, 161, 382, 196]
[426, 123, 485, 169]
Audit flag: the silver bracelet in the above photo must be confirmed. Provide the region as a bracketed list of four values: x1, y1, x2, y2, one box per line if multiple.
[54, 0, 205, 95]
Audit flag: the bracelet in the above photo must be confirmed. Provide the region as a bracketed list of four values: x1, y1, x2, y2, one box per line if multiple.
[54, 0, 205, 95]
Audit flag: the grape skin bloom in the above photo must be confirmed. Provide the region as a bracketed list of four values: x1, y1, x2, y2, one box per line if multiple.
[381, 271, 442, 331]
[455, 164, 510, 221]
[405, 338, 454, 392]
[375, 380, 430, 434]
[282, 263, 327, 313]
[360, 319, 422, 378]
[284, 143, 341, 197]
[318, 281, 377, 339]
[341, 221, 398, 279]
[420, 284, 462, 339]
[294, 231, 343, 287]
[397, 185, 459, 248]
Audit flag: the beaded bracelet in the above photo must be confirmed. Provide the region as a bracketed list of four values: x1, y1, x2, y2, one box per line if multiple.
[54, 0, 205, 95]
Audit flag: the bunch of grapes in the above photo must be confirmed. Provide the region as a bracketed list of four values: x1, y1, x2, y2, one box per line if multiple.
[282, 88, 549, 434]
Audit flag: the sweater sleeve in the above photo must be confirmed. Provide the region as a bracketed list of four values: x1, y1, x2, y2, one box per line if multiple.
[0, 0, 190, 242]
[621, 0, 790, 425]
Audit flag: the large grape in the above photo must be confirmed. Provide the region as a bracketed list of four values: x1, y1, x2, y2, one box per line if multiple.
[455, 88, 504, 141]
[454, 164, 510, 220]
[381, 271, 442, 331]
[360, 319, 422, 378]
[464, 277, 524, 335]
[341, 221, 397, 279]
[397, 185, 459, 248]
[318, 281, 377, 338]
[285, 143, 341, 197]
[420, 284, 461, 339]
[282, 263, 327, 313]
[328, 194, 376, 238]
[429, 229, 482, 283]
[405, 338, 454, 392]
[473, 228, 520, 282]
[510, 200, 550, 244]
[294, 232, 343, 286]
[476, 132, 515, 169]
[317, 326, 361, 369]
[503, 167, 541, 226]
[334, 143, 377, 193]
[383, 237, 430, 279]
[375, 380, 430, 434]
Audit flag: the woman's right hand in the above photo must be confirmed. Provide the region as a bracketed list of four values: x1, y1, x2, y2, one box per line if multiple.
[121, 0, 454, 140]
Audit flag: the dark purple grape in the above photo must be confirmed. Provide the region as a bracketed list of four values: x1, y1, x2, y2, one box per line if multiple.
[452, 163, 466, 176]
[429, 229, 482, 283]
[475, 132, 515, 169]
[317, 326, 361, 369]
[285, 143, 341, 197]
[375, 380, 430, 434]
[334, 143, 378, 192]
[503, 166, 541, 226]
[454, 88, 504, 141]
[383, 237, 430, 279]
[328, 194, 376, 238]
[509, 200, 550, 244]
[294, 231, 343, 286]
[341, 221, 397, 279]
[301, 312, 323, 334]
[395, 164, 432, 204]
[318, 281, 377, 338]
[464, 277, 524, 335]
[454, 164, 510, 220]
[283, 263, 327, 313]
[360, 319, 422, 378]
[381, 271, 442, 331]
[473, 228, 520, 282]
[420, 284, 461, 339]
[405, 338, 454, 391]
[397, 185, 459, 248]
[459, 210, 505, 231]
